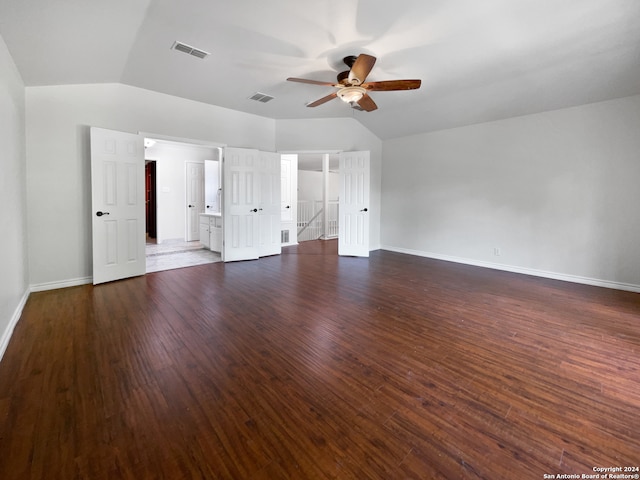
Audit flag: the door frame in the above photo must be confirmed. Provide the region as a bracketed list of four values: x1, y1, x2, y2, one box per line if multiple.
[141, 132, 226, 247]
[145, 161, 157, 239]
[279, 149, 370, 254]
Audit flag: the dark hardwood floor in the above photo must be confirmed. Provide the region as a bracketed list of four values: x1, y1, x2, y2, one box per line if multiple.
[1, 240, 639, 479]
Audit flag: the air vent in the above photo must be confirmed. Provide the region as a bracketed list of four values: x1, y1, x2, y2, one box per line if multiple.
[249, 92, 275, 103]
[171, 41, 210, 59]
[281, 230, 290, 243]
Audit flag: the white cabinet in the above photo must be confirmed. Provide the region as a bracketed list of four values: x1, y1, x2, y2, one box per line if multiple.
[199, 214, 222, 252]
[211, 223, 222, 252]
[199, 220, 211, 249]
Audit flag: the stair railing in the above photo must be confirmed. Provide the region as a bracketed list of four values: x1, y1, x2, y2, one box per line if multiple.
[298, 208, 324, 237]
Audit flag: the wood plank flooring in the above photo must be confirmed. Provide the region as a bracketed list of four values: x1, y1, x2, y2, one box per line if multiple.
[0, 240, 639, 479]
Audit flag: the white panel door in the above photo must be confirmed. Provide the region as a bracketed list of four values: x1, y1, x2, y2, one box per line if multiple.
[186, 161, 204, 241]
[90, 127, 145, 284]
[280, 154, 298, 245]
[258, 151, 282, 257]
[223, 147, 260, 262]
[338, 151, 370, 257]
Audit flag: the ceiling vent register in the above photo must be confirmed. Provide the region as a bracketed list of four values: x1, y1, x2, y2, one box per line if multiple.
[171, 41, 210, 59]
[249, 92, 275, 103]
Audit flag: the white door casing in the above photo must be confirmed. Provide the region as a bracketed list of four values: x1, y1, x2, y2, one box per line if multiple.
[90, 127, 145, 284]
[338, 151, 370, 257]
[258, 151, 282, 257]
[223, 147, 260, 262]
[186, 161, 204, 241]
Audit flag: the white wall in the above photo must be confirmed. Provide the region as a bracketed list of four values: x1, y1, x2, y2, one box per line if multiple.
[276, 118, 383, 249]
[26, 83, 276, 288]
[297, 170, 339, 203]
[22, 81, 640, 291]
[0, 34, 29, 359]
[144, 142, 218, 243]
[382, 95, 640, 290]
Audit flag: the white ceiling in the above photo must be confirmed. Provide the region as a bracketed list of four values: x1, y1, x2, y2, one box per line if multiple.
[1, 0, 639, 139]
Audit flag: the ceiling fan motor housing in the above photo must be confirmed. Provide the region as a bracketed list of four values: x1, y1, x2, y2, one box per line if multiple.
[337, 70, 350, 85]
[338, 56, 364, 85]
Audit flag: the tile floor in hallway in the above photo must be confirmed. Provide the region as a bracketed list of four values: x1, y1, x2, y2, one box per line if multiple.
[145, 239, 221, 273]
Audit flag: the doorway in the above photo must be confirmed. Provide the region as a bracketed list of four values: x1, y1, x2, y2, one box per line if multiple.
[143, 137, 222, 272]
[296, 153, 340, 243]
[282, 150, 371, 257]
[145, 161, 157, 239]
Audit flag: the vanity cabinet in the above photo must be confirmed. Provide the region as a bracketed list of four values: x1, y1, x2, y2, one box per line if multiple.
[199, 213, 222, 252]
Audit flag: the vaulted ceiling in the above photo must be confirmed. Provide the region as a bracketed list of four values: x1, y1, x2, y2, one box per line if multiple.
[1, 0, 639, 139]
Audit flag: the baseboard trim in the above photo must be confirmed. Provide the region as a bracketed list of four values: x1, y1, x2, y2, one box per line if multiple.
[0, 288, 30, 363]
[380, 245, 640, 294]
[30, 276, 93, 293]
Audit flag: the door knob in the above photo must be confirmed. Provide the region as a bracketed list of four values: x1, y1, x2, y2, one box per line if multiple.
[188, 204, 194, 208]
[286, 205, 290, 209]
[250, 208, 258, 212]
[360, 208, 368, 212]
[96, 211, 110, 217]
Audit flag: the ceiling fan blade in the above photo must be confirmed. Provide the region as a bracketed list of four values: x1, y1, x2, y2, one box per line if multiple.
[307, 92, 338, 107]
[363, 79, 422, 91]
[348, 54, 376, 85]
[357, 93, 378, 112]
[287, 77, 338, 87]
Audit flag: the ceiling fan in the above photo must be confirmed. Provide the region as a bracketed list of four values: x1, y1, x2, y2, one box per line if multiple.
[287, 54, 421, 112]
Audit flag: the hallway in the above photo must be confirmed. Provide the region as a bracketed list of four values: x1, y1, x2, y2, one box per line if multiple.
[145, 239, 221, 273]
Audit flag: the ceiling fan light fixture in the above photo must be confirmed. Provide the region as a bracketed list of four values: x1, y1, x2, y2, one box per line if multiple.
[287, 53, 419, 112]
[338, 86, 366, 104]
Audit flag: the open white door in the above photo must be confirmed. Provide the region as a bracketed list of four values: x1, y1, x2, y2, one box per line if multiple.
[223, 147, 260, 262]
[90, 127, 145, 284]
[185, 161, 204, 241]
[338, 151, 370, 257]
[258, 151, 282, 257]
[280, 154, 298, 246]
